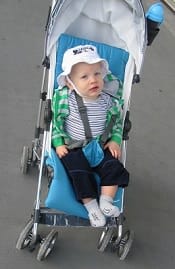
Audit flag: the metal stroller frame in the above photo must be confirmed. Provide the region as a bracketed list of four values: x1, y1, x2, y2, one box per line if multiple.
[16, 0, 164, 262]
[17, 35, 133, 260]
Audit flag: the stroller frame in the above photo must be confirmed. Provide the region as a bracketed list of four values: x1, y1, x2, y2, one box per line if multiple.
[17, 0, 150, 262]
[18, 60, 132, 260]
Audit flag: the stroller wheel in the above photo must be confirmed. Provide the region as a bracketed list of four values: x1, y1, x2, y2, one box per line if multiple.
[20, 146, 30, 174]
[16, 219, 34, 250]
[97, 227, 115, 252]
[37, 229, 58, 261]
[117, 230, 134, 260]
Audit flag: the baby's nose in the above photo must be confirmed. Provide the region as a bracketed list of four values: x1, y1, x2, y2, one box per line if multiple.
[90, 75, 97, 83]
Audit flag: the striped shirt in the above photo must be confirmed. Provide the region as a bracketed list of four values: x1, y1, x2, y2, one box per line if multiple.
[64, 91, 112, 140]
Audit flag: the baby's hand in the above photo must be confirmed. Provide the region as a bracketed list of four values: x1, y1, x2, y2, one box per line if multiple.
[104, 141, 121, 159]
[56, 145, 68, 158]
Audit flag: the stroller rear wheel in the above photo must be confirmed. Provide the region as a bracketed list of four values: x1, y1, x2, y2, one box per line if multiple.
[117, 230, 134, 260]
[37, 229, 58, 261]
[97, 227, 115, 252]
[20, 146, 30, 174]
[16, 218, 34, 250]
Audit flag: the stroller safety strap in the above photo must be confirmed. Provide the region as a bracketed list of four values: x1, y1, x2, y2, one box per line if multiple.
[74, 92, 117, 147]
[75, 93, 92, 141]
[75, 92, 104, 166]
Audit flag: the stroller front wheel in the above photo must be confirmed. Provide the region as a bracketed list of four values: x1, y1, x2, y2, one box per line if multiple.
[97, 227, 115, 252]
[37, 229, 58, 261]
[117, 230, 134, 260]
[16, 218, 34, 250]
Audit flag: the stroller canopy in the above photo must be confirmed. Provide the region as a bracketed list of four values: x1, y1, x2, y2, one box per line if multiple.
[45, 0, 146, 75]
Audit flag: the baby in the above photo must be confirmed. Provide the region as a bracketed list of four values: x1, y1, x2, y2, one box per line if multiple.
[52, 45, 129, 227]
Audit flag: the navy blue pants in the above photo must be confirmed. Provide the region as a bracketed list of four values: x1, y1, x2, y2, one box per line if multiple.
[61, 148, 129, 201]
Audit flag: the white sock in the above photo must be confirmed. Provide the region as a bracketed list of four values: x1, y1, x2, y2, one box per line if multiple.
[100, 195, 120, 217]
[84, 199, 106, 227]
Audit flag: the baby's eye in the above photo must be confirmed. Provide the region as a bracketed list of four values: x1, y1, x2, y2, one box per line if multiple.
[95, 71, 102, 76]
[80, 74, 88, 79]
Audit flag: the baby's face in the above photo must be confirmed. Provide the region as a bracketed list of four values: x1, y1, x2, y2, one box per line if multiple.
[69, 62, 104, 100]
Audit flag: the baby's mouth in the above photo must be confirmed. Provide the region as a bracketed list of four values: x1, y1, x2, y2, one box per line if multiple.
[89, 86, 99, 92]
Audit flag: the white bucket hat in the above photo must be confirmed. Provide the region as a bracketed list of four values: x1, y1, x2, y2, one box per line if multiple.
[57, 45, 109, 87]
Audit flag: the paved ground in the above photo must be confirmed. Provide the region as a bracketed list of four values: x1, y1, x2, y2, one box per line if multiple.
[0, 0, 175, 268]
[162, 0, 175, 12]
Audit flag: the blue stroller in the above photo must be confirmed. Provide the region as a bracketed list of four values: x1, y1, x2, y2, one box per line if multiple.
[16, 0, 164, 262]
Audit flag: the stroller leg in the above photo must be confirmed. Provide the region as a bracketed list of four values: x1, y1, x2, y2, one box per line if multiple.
[29, 131, 48, 250]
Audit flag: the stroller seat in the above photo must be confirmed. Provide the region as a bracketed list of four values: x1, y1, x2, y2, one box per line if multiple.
[45, 33, 129, 219]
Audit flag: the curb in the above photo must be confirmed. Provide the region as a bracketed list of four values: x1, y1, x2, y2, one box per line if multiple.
[162, 0, 175, 12]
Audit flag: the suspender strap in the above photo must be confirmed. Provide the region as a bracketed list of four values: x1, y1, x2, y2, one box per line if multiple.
[75, 92, 117, 145]
[74, 93, 92, 140]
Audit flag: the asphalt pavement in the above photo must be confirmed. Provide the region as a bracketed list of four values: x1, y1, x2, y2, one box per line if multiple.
[162, 0, 175, 12]
[0, 0, 175, 268]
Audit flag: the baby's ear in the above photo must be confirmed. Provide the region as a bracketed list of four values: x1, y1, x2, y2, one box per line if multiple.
[65, 77, 73, 90]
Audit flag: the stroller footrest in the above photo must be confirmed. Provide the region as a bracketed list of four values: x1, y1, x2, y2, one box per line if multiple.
[39, 208, 118, 227]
